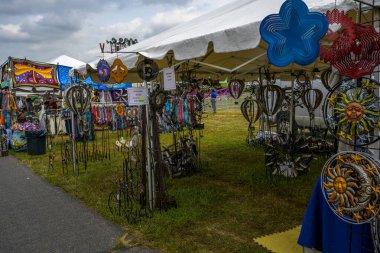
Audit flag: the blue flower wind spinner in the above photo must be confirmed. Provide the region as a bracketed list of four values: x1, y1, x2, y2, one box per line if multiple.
[260, 0, 328, 67]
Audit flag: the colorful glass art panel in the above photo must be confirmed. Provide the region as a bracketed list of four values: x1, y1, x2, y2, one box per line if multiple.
[12, 59, 59, 88]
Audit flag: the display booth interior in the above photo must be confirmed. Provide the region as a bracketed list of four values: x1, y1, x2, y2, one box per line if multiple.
[2, 0, 380, 251]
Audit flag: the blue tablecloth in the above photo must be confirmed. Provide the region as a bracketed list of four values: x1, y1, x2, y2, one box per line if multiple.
[298, 177, 374, 253]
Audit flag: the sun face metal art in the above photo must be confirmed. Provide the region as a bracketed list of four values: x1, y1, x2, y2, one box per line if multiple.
[321, 151, 380, 224]
[137, 58, 159, 82]
[259, 0, 328, 67]
[110, 58, 128, 83]
[323, 78, 380, 146]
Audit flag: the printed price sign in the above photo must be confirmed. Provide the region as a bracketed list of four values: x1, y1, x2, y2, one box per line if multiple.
[127, 88, 148, 106]
[163, 67, 176, 90]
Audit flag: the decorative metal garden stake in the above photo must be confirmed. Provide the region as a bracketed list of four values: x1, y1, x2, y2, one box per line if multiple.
[64, 83, 91, 174]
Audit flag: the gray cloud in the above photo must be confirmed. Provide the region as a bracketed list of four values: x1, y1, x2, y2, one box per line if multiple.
[0, 0, 232, 63]
[141, 0, 191, 5]
[0, 0, 127, 16]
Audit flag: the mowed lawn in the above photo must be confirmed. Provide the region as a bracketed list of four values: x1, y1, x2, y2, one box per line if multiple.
[11, 97, 325, 252]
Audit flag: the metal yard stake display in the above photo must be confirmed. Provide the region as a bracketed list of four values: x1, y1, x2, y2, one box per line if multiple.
[64, 83, 91, 174]
[256, 0, 331, 177]
[109, 126, 151, 223]
[257, 0, 380, 249]
[315, 1, 380, 251]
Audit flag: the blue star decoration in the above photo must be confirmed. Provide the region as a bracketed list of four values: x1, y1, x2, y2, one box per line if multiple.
[260, 0, 328, 67]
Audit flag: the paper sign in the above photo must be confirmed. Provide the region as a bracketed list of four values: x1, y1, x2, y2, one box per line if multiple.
[163, 67, 176, 90]
[127, 88, 148, 106]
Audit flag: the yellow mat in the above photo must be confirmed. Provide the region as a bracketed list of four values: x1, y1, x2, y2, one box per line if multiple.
[253, 226, 303, 253]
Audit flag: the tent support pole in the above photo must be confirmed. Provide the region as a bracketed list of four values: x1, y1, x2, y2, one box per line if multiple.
[289, 69, 295, 142]
[231, 52, 266, 72]
[71, 111, 76, 174]
[145, 81, 155, 210]
[189, 60, 231, 72]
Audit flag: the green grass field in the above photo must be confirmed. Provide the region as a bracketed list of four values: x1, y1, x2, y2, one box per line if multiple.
[11, 97, 325, 252]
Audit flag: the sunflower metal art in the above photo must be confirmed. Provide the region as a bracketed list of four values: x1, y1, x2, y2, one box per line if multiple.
[323, 78, 380, 146]
[265, 137, 314, 177]
[321, 151, 380, 224]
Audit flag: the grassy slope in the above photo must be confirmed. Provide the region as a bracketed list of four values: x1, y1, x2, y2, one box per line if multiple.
[12, 98, 325, 253]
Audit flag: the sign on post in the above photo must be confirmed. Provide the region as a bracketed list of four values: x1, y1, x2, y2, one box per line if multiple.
[127, 88, 148, 106]
[163, 67, 176, 90]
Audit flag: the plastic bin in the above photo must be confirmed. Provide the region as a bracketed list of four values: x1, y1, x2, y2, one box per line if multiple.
[25, 130, 47, 155]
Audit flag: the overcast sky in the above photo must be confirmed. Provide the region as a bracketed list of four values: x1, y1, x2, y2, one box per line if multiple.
[0, 0, 234, 64]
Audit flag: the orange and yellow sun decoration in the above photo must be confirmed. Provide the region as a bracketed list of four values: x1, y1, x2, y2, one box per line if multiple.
[110, 59, 128, 83]
[115, 104, 125, 116]
[321, 151, 380, 224]
[324, 78, 380, 146]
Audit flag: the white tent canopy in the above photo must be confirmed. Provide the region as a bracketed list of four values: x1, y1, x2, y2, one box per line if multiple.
[48, 54, 86, 68]
[78, 0, 362, 80]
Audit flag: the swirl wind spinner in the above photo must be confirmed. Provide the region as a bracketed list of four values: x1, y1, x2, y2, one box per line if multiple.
[320, 21, 380, 78]
[319, 9, 355, 64]
[323, 78, 380, 146]
[259, 0, 328, 67]
[321, 151, 380, 224]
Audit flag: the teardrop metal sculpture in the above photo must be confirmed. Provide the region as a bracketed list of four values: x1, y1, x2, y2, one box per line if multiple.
[241, 99, 261, 124]
[65, 85, 91, 116]
[228, 79, 245, 100]
[301, 88, 323, 112]
[320, 69, 332, 91]
[258, 85, 284, 116]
